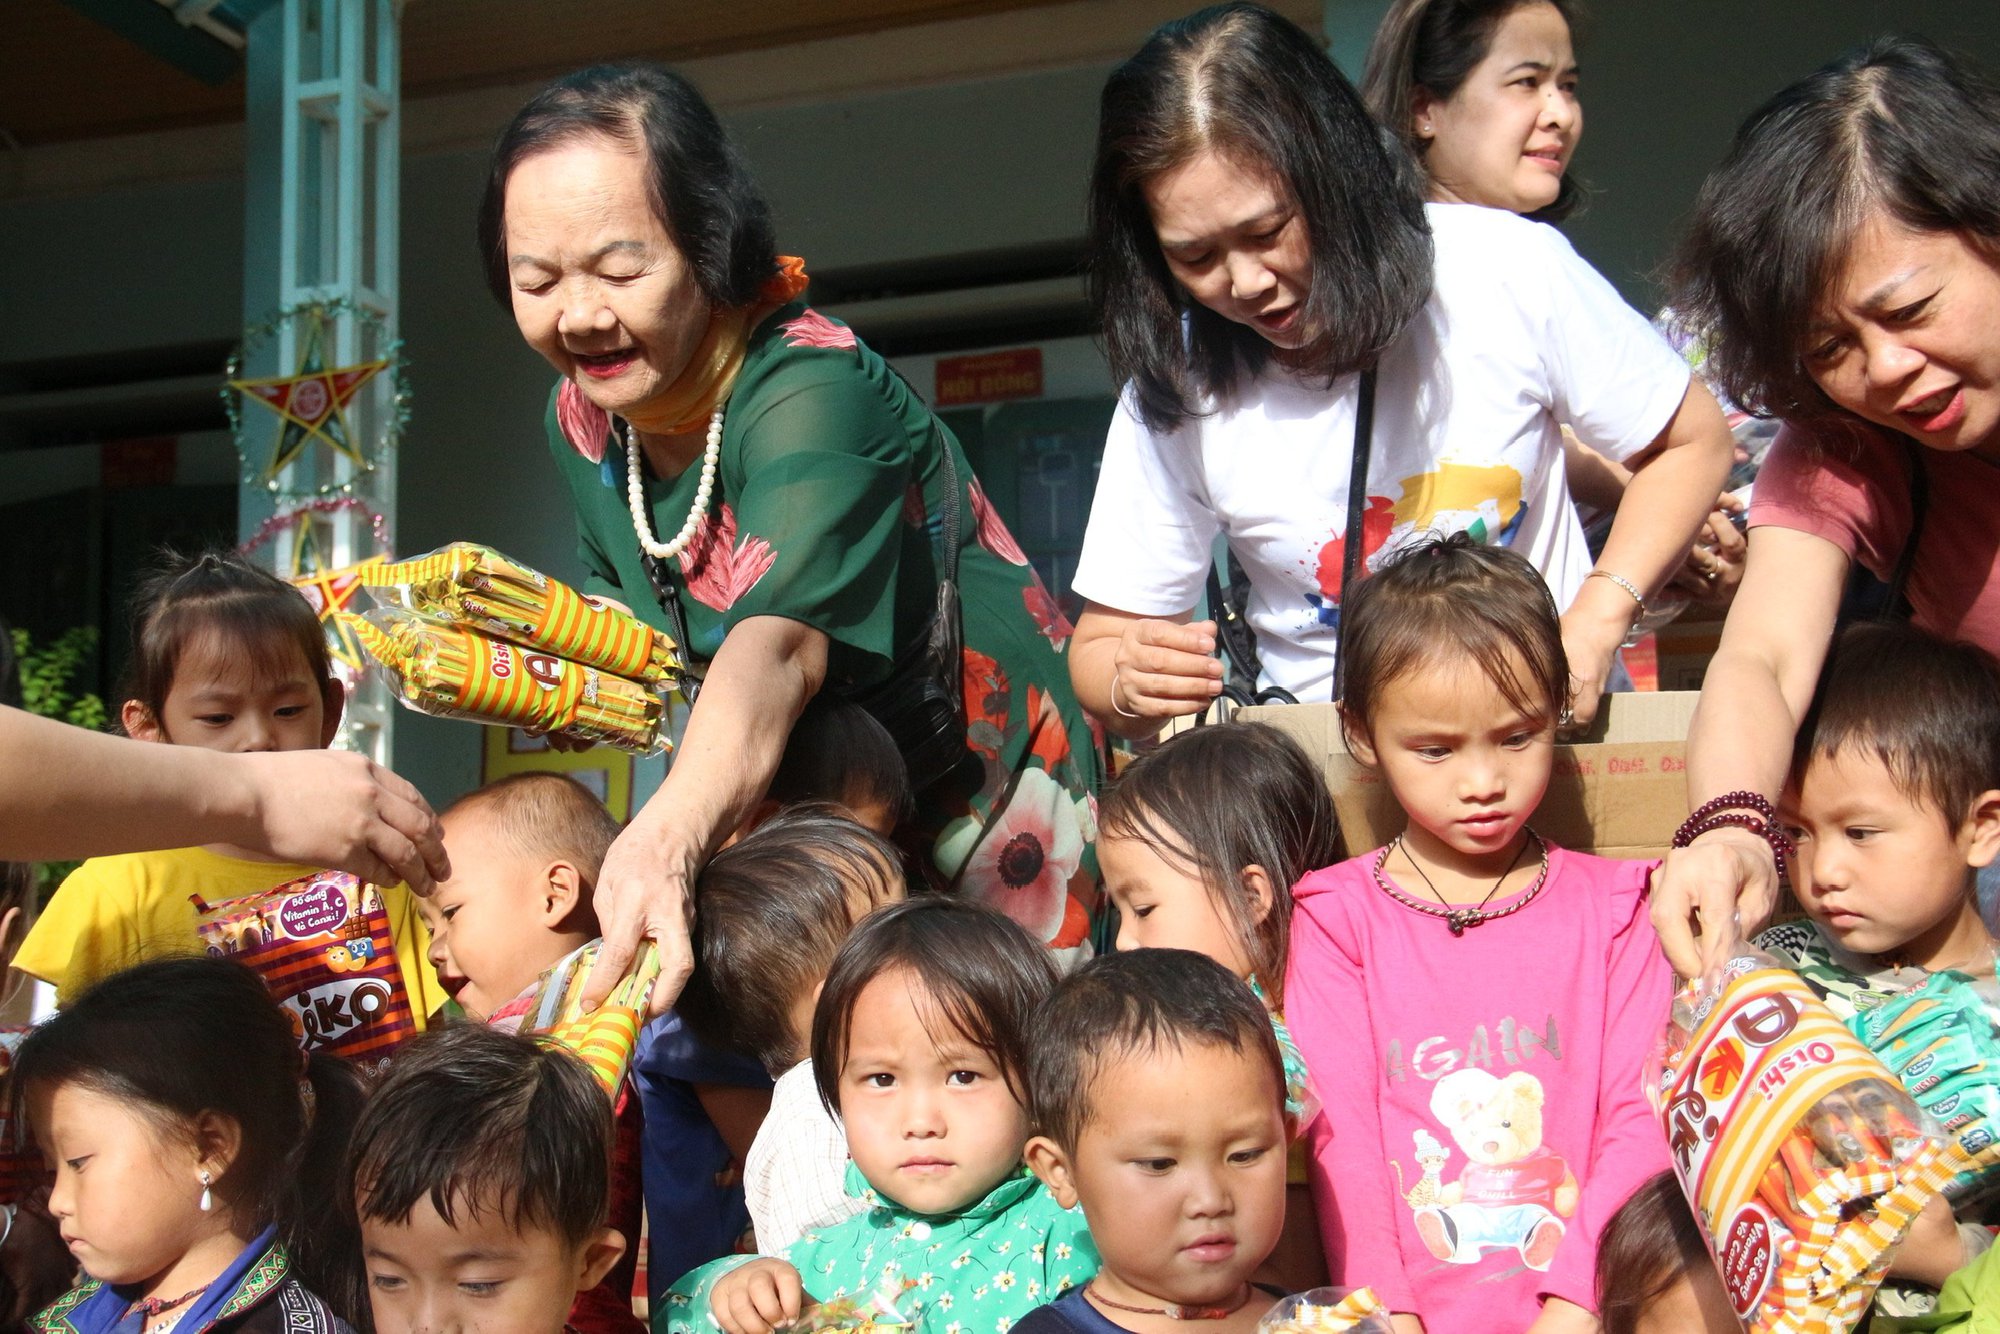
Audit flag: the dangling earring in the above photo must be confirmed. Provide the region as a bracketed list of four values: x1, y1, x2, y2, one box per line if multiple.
[198, 1170, 212, 1213]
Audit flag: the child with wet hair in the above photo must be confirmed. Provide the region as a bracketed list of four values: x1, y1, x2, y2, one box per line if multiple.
[676, 805, 905, 1252]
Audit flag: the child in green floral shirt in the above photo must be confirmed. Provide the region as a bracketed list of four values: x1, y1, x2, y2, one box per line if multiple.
[660, 898, 1098, 1334]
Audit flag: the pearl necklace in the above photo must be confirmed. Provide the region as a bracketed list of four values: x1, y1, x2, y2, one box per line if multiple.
[625, 403, 724, 560]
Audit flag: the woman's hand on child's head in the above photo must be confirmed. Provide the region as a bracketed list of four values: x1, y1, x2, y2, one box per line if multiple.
[1650, 826, 1779, 979]
[239, 749, 450, 893]
[711, 1258, 807, 1334]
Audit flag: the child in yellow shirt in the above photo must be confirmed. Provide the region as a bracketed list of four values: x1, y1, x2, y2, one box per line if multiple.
[13, 550, 439, 1016]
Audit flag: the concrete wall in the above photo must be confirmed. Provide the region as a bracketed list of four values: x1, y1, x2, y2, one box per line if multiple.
[6, 0, 2000, 802]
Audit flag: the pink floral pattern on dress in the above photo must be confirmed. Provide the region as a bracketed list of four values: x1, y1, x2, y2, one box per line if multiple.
[678, 503, 776, 612]
[1022, 575, 1074, 651]
[779, 309, 858, 351]
[969, 478, 1030, 566]
[903, 482, 928, 528]
[954, 767, 1083, 945]
[557, 378, 612, 464]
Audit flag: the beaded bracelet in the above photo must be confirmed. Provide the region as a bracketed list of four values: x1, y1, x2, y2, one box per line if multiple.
[1672, 791, 1796, 876]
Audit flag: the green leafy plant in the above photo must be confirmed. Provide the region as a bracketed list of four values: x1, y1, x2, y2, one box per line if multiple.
[11, 626, 108, 903]
[13, 626, 108, 733]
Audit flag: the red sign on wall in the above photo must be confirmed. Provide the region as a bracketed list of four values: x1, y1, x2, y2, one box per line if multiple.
[935, 348, 1043, 407]
[101, 436, 178, 489]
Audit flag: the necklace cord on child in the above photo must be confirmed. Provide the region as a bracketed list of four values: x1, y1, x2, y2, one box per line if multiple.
[1085, 1281, 1254, 1321]
[128, 1281, 212, 1332]
[1369, 831, 1549, 936]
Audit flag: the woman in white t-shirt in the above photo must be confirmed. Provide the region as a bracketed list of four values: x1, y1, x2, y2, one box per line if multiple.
[1068, 2, 1732, 734]
[1361, 0, 1750, 602]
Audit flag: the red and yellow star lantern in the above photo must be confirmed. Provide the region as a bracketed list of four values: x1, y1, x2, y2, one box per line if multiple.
[227, 305, 388, 483]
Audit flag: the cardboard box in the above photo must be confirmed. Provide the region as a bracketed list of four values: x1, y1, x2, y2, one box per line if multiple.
[1235, 691, 1698, 861]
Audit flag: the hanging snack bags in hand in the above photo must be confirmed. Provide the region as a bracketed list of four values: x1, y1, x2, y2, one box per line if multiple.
[343, 608, 668, 754]
[1654, 949, 1960, 1333]
[362, 542, 681, 685]
[193, 870, 417, 1066]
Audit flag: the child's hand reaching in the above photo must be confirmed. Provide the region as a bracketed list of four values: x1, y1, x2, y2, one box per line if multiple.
[711, 1258, 808, 1334]
[1886, 1194, 1969, 1291]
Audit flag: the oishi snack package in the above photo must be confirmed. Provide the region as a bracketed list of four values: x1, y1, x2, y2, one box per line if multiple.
[1257, 1287, 1391, 1334]
[1847, 971, 2000, 1207]
[344, 608, 668, 754]
[193, 870, 418, 1066]
[362, 542, 682, 686]
[485, 940, 661, 1097]
[1653, 947, 1960, 1333]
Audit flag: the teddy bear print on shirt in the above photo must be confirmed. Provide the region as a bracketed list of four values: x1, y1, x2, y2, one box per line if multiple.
[1402, 1069, 1579, 1272]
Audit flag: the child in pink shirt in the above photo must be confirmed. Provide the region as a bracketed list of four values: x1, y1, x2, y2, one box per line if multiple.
[1286, 534, 1671, 1334]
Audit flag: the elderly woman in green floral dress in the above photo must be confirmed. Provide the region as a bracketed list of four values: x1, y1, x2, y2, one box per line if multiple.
[478, 63, 1102, 1007]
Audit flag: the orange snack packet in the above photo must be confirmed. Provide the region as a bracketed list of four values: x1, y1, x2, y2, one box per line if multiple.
[1654, 952, 1959, 1333]
[193, 870, 417, 1068]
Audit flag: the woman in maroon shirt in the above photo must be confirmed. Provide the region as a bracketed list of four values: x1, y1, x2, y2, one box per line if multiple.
[1653, 35, 2000, 975]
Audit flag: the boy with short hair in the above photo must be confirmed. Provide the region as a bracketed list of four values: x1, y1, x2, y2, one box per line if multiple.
[675, 806, 906, 1252]
[425, 772, 643, 1333]
[1756, 621, 2000, 1303]
[351, 1024, 628, 1334]
[1757, 621, 2000, 1015]
[424, 772, 619, 1020]
[1022, 949, 1292, 1334]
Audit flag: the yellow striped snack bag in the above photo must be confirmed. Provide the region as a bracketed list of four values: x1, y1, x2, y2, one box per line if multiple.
[1654, 952, 1958, 1333]
[362, 542, 682, 686]
[485, 940, 660, 1096]
[342, 609, 668, 754]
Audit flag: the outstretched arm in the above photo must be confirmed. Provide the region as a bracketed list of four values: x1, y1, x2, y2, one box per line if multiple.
[1650, 527, 1846, 977]
[1561, 380, 1734, 725]
[581, 614, 828, 1013]
[0, 705, 448, 891]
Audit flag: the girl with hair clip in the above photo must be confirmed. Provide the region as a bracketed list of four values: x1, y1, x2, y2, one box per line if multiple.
[12, 550, 439, 1022]
[1286, 534, 1672, 1334]
[17, 957, 368, 1334]
[1095, 723, 1339, 1289]
[1068, 2, 1730, 736]
[663, 897, 1098, 1334]
[1656, 36, 2000, 979]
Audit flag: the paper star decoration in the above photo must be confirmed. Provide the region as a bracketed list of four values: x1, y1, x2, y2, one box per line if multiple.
[228, 306, 387, 481]
[286, 520, 390, 671]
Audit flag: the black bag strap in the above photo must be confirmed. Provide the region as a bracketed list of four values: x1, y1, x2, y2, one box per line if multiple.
[933, 423, 963, 590]
[1200, 367, 1375, 722]
[1332, 368, 1378, 698]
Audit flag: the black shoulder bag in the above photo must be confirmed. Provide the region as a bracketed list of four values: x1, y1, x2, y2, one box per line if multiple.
[640, 425, 968, 796]
[1203, 367, 1377, 717]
